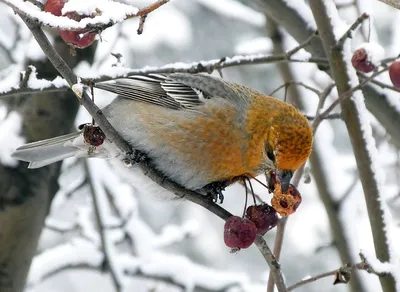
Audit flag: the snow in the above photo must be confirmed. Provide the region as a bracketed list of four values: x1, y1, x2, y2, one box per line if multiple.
[324, 0, 352, 40]
[26, 66, 69, 89]
[126, 251, 250, 292]
[27, 238, 103, 286]
[0, 108, 25, 166]
[282, 0, 317, 30]
[235, 37, 273, 55]
[195, 0, 265, 27]
[356, 42, 385, 66]
[3, 0, 138, 30]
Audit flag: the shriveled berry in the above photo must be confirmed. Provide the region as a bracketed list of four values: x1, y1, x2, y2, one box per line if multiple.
[44, 0, 65, 16]
[351, 48, 375, 73]
[83, 125, 106, 146]
[224, 216, 257, 249]
[389, 61, 400, 88]
[271, 183, 302, 216]
[60, 12, 97, 49]
[246, 204, 278, 235]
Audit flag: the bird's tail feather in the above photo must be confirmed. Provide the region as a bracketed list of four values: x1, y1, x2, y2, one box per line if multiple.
[12, 132, 82, 169]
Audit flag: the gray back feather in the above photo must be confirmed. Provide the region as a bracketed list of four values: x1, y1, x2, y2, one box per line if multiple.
[95, 73, 251, 111]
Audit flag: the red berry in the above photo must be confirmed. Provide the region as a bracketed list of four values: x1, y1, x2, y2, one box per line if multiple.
[246, 204, 278, 235]
[389, 61, 400, 88]
[44, 0, 65, 16]
[83, 125, 106, 147]
[60, 12, 96, 49]
[224, 216, 257, 249]
[60, 29, 96, 49]
[351, 48, 376, 73]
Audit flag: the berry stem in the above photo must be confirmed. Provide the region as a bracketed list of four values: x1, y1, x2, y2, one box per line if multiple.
[242, 177, 248, 218]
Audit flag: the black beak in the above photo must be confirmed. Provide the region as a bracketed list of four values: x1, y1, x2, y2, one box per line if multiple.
[277, 170, 293, 193]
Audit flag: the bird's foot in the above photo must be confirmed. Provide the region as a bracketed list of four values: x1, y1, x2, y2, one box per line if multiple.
[202, 181, 228, 203]
[124, 149, 147, 167]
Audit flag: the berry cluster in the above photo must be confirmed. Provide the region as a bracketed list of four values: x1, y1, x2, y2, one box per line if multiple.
[223, 171, 303, 250]
[224, 204, 278, 250]
[44, 0, 97, 49]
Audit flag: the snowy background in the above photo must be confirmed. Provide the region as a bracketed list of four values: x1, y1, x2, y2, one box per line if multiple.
[0, 0, 400, 292]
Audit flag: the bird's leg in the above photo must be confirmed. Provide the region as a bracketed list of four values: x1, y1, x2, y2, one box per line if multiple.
[202, 176, 244, 203]
[124, 149, 148, 166]
[202, 181, 229, 203]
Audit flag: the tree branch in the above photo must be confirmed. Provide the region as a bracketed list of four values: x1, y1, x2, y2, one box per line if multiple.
[308, 1, 396, 291]
[2, 0, 169, 33]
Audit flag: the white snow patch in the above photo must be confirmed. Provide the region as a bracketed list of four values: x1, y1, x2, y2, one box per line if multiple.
[356, 42, 385, 66]
[282, 0, 317, 30]
[27, 238, 103, 286]
[235, 37, 273, 55]
[324, 0, 351, 40]
[0, 109, 25, 167]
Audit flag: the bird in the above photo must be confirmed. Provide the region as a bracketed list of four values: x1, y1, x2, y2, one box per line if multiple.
[12, 73, 313, 201]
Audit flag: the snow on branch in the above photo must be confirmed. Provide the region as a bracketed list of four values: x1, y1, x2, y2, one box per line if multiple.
[0, 48, 329, 99]
[27, 238, 103, 287]
[1, 0, 169, 33]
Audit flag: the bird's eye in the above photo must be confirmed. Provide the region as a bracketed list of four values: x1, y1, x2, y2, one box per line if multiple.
[267, 150, 275, 162]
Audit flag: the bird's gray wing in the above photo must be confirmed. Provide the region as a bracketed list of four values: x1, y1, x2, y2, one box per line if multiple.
[95, 74, 213, 110]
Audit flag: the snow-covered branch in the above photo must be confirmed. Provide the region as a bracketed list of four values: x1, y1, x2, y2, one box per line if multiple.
[308, 1, 397, 291]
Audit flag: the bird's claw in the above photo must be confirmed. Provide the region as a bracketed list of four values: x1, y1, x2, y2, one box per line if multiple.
[203, 181, 227, 203]
[124, 149, 147, 167]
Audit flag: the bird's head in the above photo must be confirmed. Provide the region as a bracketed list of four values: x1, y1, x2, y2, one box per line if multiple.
[264, 107, 313, 193]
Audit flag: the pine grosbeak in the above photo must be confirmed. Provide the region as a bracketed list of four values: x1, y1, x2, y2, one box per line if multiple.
[12, 73, 313, 197]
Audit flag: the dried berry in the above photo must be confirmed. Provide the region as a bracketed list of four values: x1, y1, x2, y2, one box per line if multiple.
[246, 204, 278, 235]
[83, 125, 106, 147]
[351, 48, 376, 73]
[389, 61, 400, 88]
[44, 0, 65, 16]
[271, 183, 302, 216]
[60, 12, 97, 49]
[224, 216, 257, 249]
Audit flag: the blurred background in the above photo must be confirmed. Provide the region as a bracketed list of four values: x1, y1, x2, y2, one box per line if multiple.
[0, 0, 399, 292]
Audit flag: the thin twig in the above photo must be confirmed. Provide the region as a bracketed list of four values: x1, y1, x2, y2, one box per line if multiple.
[268, 81, 321, 97]
[286, 262, 373, 291]
[336, 13, 369, 48]
[358, 72, 400, 92]
[133, 0, 170, 34]
[285, 32, 318, 57]
[0, 54, 329, 99]
[304, 113, 341, 120]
